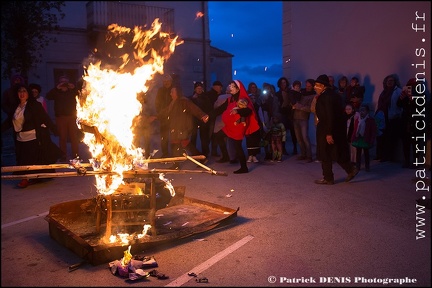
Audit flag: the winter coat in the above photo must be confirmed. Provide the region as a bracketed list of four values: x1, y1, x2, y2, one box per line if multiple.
[351, 116, 377, 148]
[315, 88, 350, 162]
[5, 98, 62, 164]
[159, 96, 206, 142]
[222, 94, 260, 140]
[154, 85, 173, 132]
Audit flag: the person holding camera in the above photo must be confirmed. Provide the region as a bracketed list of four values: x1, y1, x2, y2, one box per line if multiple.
[46, 75, 80, 161]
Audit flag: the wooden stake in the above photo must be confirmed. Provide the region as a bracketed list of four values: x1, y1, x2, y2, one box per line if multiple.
[182, 153, 223, 176]
[1, 168, 227, 180]
[1, 155, 206, 173]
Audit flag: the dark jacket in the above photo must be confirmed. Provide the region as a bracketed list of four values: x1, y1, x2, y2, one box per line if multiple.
[158, 96, 206, 142]
[396, 91, 421, 136]
[155, 85, 173, 128]
[206, 88, 220, 106]
[276, 89, 294, 119]
[315, 88, 350, 162]
[346, 85, 365, 110]
[345, 112, 356, 143]
[155, 85, 172, 114]
[189, 92, 212, 114]
[5, 98, 62, 164]
[4, 98, 56, 137]
[46, 86, 79, 117]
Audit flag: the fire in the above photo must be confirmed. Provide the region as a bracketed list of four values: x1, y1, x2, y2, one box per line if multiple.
[108, 223, 152, 244]
[159, 173, 175, 197]
[196, 11, 204, 19]
[76, 18, 183, 195]
[137, 224, 152, 239]
[121, 245, 132, 267]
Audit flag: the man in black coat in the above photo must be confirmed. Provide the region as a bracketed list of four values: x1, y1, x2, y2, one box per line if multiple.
[314, 74, 358, 185]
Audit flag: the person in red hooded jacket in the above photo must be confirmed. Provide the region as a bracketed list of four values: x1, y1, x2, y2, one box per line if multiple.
[214, 80, 260, 174]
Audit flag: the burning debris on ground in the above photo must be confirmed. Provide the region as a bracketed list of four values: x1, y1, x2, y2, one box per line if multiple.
[109, 246, 170, 282]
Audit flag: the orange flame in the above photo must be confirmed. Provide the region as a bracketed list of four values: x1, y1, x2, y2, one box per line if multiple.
[196, 11, 204, 19]
[121, 245, 132, 266]
[77, 19, 183, 195]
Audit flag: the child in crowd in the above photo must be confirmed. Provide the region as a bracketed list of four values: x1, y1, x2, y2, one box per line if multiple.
[351, 104, 377, 172]
[345, 103, 358, 165]
[269, 114, 286, 162]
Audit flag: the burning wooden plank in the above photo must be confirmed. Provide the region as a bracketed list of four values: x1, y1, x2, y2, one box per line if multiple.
[1, 168, 227, 180]
[1, 155, 206, 172]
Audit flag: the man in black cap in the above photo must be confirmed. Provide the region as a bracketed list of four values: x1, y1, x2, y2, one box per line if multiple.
[313, 74, 358, 184]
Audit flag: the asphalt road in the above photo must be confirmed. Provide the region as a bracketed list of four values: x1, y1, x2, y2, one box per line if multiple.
[1, 132, 431, 287]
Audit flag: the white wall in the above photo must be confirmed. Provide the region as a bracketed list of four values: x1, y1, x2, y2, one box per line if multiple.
[282, 1, 431, 157]
[283, 1, 431, 107]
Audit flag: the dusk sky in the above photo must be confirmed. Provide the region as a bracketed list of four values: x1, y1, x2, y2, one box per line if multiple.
[208, 1, 282, 89]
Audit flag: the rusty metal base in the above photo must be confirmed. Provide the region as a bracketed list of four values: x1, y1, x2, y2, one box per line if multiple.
[45, 186, 238, 265]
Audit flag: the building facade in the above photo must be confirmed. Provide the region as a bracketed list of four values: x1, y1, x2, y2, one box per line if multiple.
[1, 1, 233, 119]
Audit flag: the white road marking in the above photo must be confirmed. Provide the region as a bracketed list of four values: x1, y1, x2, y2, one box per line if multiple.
[165, 235, 254, 287]
[1, 211, 49, 229]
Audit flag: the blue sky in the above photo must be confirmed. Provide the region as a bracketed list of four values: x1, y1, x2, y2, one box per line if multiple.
[208, 1, 282, 89]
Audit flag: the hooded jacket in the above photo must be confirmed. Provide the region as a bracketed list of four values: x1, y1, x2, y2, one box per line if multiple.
[222, 80, 260, 140]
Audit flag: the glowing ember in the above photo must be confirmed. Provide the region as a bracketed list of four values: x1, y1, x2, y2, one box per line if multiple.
[196, 11, 204, 19]
[76, 18, 183, 195]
